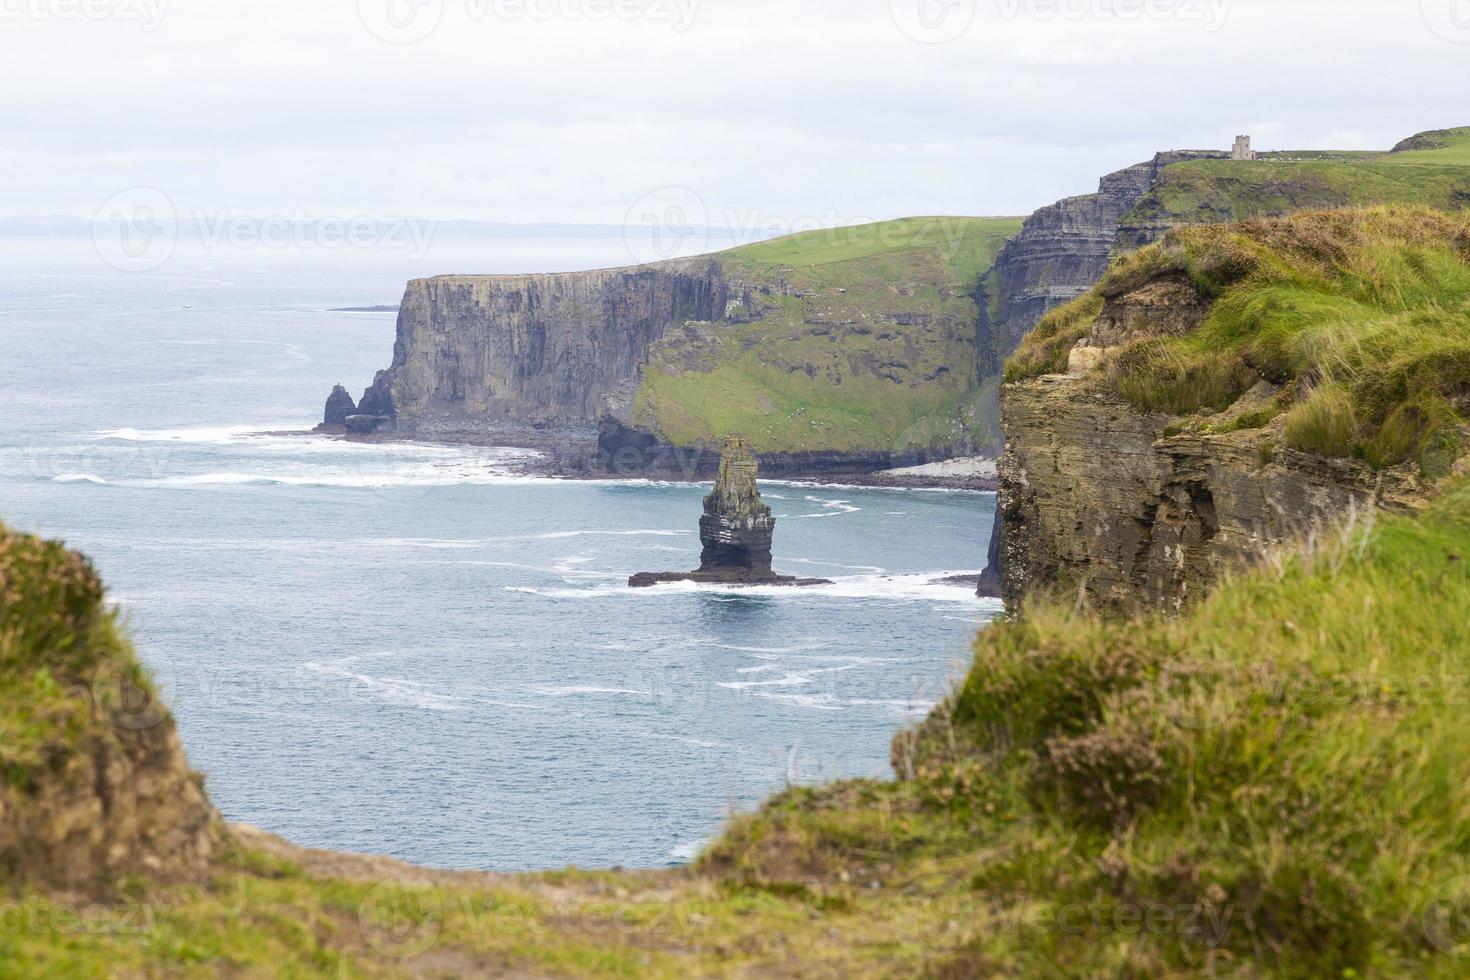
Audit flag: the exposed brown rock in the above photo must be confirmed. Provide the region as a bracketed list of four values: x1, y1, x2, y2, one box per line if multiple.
[993, 275, 1431, 613]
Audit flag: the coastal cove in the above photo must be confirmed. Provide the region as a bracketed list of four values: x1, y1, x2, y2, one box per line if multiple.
[0, 239, 999, 871]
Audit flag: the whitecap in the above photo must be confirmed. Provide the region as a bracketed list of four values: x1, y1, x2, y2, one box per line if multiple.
[527, 685, 652, 697]
[669, 840, 707, 864]
[302, 662, 465, 712]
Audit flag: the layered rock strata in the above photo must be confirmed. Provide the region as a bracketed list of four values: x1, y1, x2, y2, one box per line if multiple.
[994, 275, 1427, 614]
[976, 150, 1227, 378]
[629, 438, 830, 588]
[345, 260, 729, 432]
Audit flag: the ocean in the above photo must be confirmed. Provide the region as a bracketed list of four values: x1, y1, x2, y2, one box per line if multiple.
[0, 233, 1000, 871]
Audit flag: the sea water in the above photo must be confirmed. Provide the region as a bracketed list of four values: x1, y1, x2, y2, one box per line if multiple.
[0, 236, 999, 871]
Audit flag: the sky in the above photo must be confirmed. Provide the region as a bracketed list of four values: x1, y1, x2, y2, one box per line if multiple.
[2, 0, 1468, 231]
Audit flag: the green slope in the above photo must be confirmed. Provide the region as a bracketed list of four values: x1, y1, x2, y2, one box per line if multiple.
[1129, 127, 1470, 233]
[1010, 206, 1470, 475]
[632, 216, 1024, 455]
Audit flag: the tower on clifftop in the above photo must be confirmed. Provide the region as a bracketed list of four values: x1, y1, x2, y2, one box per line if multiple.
[1232, 135, 1257, 161]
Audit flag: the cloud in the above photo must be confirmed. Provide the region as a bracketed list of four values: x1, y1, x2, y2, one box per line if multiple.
[0, 0, 1464, 225]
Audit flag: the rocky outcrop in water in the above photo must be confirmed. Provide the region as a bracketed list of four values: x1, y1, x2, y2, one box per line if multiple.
[629, 437, 830, 588]
[323, 384, 357, 426]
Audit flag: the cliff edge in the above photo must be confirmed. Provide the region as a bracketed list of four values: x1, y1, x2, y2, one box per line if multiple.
[993, 206, 1470, 612]
[0, 527, 221, 887]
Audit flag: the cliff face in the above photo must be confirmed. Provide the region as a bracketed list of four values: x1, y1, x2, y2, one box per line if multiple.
[331, 216, 1022, 465]
[997, 375, 1422, 611]
[359, 259, 728, 431]
[977, 151, 1226, 377]
[993, 209, 1468, 612]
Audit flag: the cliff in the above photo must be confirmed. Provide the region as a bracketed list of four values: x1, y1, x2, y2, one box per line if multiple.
[995, 207, 1469, 612]
[355, 259, 729, 431]
[977, 126, 1470, 591]
[330, 216, 1023, 470]
[977, 151, 1227, 375]
[0, 527, 220, 886]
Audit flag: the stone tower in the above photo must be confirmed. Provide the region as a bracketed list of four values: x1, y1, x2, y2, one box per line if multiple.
[1232, 135, 1257, 161]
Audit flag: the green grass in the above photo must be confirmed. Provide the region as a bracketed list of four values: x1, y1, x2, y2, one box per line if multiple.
[721, 215, 1024, 285]
[0, 528, 125, 792]
[1009, 206, 1470, 471]
[1133, 127, 1470, 231]
[633, 216, 1024, 454]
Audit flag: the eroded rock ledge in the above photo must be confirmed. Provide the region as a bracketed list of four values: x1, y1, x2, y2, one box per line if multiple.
[996, 263, 1429, 614]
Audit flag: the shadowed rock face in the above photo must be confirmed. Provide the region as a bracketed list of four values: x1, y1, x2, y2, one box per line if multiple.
[348, 261, 729, 432]
[629, 437, 829, 589]
[697, 438, 774, 576]
[323, 385, 357, 426]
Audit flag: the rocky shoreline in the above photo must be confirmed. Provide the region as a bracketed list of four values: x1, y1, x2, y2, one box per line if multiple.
[306, 421, 998, 492]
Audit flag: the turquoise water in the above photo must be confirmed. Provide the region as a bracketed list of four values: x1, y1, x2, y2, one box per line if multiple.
[0, 238, 999, 871]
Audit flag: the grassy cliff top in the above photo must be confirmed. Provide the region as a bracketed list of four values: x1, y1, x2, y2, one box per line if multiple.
[1130, 127, 1470, 230]
[632, 216, 1024, 455]
[719, 215, 1025, 286]
[1009, 206, 1470, 474]
[8, 478, 1470, 975]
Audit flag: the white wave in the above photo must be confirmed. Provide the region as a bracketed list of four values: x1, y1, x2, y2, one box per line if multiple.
[367, 538, 485, 550]
[512, 571, 997, 605]
[764, 478, 993, 496]
[669, 840, 708, 864]
[50, 464, 559, 490]
[94, 424, 285, 444]
[739, 690, 937, 716]
[303, 662, 465, 712]
[526, 685, 652, 697]
[535, 529, 689, 540]
[780, 495, 861, 520]
[716, 642, 830, 654]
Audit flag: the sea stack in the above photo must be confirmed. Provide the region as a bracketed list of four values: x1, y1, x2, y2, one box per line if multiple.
[323, 384, 357, 427]
[630, 437, 830, 588]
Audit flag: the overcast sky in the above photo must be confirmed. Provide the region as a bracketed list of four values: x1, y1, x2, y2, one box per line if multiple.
[3, 0, 1467, 229]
